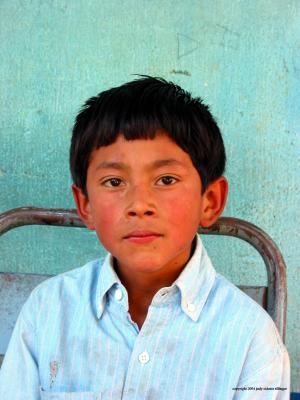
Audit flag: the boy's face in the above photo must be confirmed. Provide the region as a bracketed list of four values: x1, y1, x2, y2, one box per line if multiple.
[73, 131, 226, 280]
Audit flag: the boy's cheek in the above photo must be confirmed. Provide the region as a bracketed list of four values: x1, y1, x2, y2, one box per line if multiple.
[91, 203, 126, 246]
[92, 216, 117, 251]
[166, 198, 202, 241]
[92, 205, 119, 228]
[168, 195, 200, 221]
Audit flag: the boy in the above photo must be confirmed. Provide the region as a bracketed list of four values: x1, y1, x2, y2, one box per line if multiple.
[0, 76, 290, 399]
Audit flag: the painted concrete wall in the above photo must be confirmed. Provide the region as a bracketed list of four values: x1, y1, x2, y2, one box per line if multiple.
[1, 0, 299, 391]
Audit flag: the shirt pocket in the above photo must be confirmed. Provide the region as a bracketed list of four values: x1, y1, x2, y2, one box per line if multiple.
[40, 389, 101, 400]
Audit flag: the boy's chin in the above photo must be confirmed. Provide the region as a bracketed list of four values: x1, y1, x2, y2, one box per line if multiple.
[115, 254, 189, 283]
[119, 260, 163, 274]
[114, 254, 171, 274]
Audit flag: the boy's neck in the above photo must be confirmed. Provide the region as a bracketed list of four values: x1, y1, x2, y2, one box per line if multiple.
[115, 263, 183, 329]
[112, 237, 197, 329]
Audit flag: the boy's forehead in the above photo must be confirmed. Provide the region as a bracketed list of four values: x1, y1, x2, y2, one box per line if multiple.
[89, 131, 194, 170]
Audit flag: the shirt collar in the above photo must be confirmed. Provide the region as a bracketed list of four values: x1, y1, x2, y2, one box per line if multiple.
[95, 233, 216, 322]
[95, 254, 120, 319]
[174, 233, 216, 322]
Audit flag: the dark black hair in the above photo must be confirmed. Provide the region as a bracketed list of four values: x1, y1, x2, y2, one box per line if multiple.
[70, 75, 226, 196]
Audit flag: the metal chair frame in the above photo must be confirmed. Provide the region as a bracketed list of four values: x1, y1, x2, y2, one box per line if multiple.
[0, 207, 287, 344]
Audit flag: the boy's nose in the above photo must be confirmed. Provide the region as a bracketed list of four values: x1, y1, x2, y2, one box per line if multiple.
[125, 185, 156, 218]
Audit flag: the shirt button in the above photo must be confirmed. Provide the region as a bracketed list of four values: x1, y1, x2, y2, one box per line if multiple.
[138, 351, 150, 364]
[115, 288, 123, 301]
[187, 302, 196, 312]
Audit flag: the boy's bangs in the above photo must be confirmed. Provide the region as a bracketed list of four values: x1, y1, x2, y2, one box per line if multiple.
[92, 98, 186, 148]
[70, 76, 226, 195]
[88, 101, 208, 191]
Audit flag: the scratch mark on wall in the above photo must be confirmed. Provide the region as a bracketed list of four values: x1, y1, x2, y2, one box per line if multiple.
[215, 23, 240, 50]
[170, 69, 191, 76]
[50, 360, 59, 388]
[283, 58, 289, 75]
[177, 33, 199, 59]
[292, 52, 300, 80]
[216, 23, 240, 37]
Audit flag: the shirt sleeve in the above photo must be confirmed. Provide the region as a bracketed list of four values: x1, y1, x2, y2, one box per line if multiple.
[233, 315, 290, 400]
[0, 301, 40, 399]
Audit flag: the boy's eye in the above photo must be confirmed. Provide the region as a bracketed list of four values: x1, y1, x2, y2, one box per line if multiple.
[102, 178, 124, 187]
[156, 176, 178, 186]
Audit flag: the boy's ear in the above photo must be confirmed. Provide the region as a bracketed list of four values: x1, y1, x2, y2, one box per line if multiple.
[199, 176, 228, 228]
[71, 185, 95, 230]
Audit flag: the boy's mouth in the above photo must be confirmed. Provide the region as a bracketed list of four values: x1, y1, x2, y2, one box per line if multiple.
[124, 230, 162, 244]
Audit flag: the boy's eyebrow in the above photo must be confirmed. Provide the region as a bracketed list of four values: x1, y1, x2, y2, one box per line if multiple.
[95, 159, 187, 171]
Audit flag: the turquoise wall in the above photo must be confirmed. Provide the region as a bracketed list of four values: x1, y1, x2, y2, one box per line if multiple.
[1, 0, 299, 391]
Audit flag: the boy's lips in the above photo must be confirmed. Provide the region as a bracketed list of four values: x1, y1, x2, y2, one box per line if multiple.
[124, 230, 163, 244]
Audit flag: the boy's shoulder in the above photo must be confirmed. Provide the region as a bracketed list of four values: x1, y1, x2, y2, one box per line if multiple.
[210, 271, 284, 348]
[213, 271, 271, 321]
[26, 257, 106, 305]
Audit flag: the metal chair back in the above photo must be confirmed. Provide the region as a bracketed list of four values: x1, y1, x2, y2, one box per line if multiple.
[0, 207, 287, 366]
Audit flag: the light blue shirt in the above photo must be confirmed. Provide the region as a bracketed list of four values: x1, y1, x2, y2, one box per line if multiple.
[0, 234, 290, 399]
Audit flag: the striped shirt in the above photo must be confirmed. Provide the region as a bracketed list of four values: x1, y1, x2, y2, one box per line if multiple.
[0, 234, 290, 399]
